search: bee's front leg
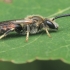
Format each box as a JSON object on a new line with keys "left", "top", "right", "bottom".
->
{"left": 45, "top": 28, "right": 51, "bottom": 37}
{"left": 26, "top": 25, "right": 30, "bottom": 42}
{"left": 42, "top": 24, "right": 51, "bottom": 37}
{"left": 0, "top": 28, "right": 15, "bottom": 39}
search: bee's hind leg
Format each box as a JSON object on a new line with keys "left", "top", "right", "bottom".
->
{"left": 0, "top": 28, "right": 15, "bottom": 39}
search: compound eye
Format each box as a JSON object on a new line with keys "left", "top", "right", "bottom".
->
{"left": 44, "top": 19, "right": 55, "bottom": 29}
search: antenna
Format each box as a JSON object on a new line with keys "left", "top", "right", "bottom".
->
{"left": 52, "top": 14, "right": 70, "bottom": 21}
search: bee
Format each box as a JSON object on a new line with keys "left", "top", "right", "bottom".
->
{"left": 0, "top": 14, "right": 70, "bottom": 41}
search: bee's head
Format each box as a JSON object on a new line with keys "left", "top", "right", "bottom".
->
{"left": 43, "top": 19, "right": 59, "bottom": 31}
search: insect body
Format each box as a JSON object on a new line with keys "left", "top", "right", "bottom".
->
{"left": 0, "top": 14, "right": 70, "bottom": 41}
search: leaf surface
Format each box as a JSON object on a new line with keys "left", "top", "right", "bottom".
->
{"left": 0, "top": 0, "right": 70, "bottom": 64}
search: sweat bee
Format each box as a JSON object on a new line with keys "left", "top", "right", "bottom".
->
{"left": 0, "top": 14, "right": 70, "bottom": 41}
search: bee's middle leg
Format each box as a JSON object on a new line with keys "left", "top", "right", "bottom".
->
{"left": 26, "top": 25, "right": 30, "bottom": 42}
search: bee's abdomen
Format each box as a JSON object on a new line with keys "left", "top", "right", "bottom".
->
{"left": 0, "top": 21, "right": 16, "bottom": 34}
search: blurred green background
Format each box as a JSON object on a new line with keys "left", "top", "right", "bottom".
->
{"left": 0, "top": 60, "right": 70, "bottom": 70}
{"left": 0, "top": 0, "right": 70, "bottom": 70}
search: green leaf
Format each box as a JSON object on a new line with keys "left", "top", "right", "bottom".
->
{"left": 0, "top": 0, "right": 70, "bottom": 64}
